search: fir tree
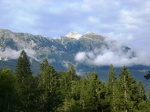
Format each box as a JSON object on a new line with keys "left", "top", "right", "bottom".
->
{"left": 119, "top": 66, "right": 138, "bottom": 112}
{"left": 15, "top": 50, "right": 35, "bottom": 112}
{"left": 79, "top": 72, "right": 106, "bottom": 112}
{"left": 68, "top": 63, "right": 79, "bottom": 81}
{"left": 58, "top": 64, "right": 80, "bottom": 111}
{"left": 106, "top": 65, "right": 120, "bottom": 112}
{"left": 0, "top": 69, "right": 16, "bottom": 112}
{"left": 144, "top": 71, "right": 150, "bottom": 80}
{"left": 15, "top": 50, "right": 32, "bottom": 79}
{"left": 38, "top": 58, "right": 60, "bottom": 112}
{"left": 137, "top": 81, "right": 146, "bottom": 102}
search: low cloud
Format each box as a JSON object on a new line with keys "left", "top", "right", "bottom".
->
{"left": 0, "top": 48, "right": 36, "bottom": 60}
{"left": 75, "top": 37, "right": 150, "bottom": 67}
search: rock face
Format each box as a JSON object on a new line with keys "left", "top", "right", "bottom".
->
{"left": 0, "top": 29, "right": 109, "bottom": 65}
{"left": 0, "top": 29, "right": 148, "bottom": 82}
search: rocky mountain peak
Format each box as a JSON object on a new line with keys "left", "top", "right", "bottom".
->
{"left": 0, "top": 28, "right": 11, "bottom": 32}
{"left": 85, "top": 32, "right": 97, "bottom": 35}
{"left": 65, "top": 31, "right": 82, "bottom": 39}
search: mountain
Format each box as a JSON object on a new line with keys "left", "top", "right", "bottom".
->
{"left": 0, "top": 29, "right": 149, "bottom": 86}
{"left": 0, "top": 29, "right": 107, "bottom": 71}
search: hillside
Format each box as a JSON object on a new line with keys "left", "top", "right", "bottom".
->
{"left": 0, "top": 29, "right": 149, "bottom": 83}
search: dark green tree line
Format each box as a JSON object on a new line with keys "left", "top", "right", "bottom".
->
{"left": 0, "top": 50, "right": 149, "bottom": 112}
{"left": 15, "top": 50, "right": 37, "bottom": 112}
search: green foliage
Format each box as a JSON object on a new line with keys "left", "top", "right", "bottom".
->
{"left": 15, "top": 50, "right": 32, "bottom": 78}
{"left": 144, "top": 71, "right": 150, "bottom": 79}
{"left": 78, "top": 72, "right": 107, "bottom": 112}
{"left": 0, "top": 52, "right": 149, "bottom": 112}
{"left": 119, "top": 66, "right": 139, "bottom": 111}
{"left": 0, "top": 69, "right": 16, "bottom": 112}
{"left": 137, "top": 81, "right": 146, "bottom": 102}
{"left": 15, "top": 50, "right": 37, "bottom": 112}
{"left": 106, "top": 65, "right": 120, "bottom": 112}
{"left": 38, "top": 58, "right": 61, "bottom": 112}
{"left": 58, "top": 64, "right": 80, "bottom": 112}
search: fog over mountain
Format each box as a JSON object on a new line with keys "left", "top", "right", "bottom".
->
{"left": 0, "top": 0, "right": 150, "bottom": 71}
{"left": 0, "top": 28, "right": 149, "bottom": 68}
{"left": 75, "top": 35, "right": 150, "bottom": 67}
{"left": 0, "top": 28, "right": 149, "bottom": 82}
{"left": 0, "top": 48, "right": 36, "bottom": 60}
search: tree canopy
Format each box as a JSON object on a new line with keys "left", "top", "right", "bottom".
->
{"left": 0, "top": 51, "right": 149, "bottom": 112}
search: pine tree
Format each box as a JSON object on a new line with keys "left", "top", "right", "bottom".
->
{"left": 0, "top": 69, "right": 16, "bottom": 112}
{"left": 106, "top": 65, "right": 120, "bottom": 112}
{"left": 136, "top": 81, "right": 147, "bottom": 110}
{"left": 15, "top": 50, "right": 35, "bottom": 112}
{"left": 68, "top": 63, "right": 79, "bottom": 81}
{"left": 119, "top": 66, "right": 138, "bottom": 112}
{"left": 137, "top": 81, "right": 146, "bottom": 102}
{"left": 79, "top": 72, "right": 106, "bottom": 112}
{"left": 38, "top": 58, "right": 60, "bottom": 112}
{"left": 144, "top": 71, "right": 150, "bottom": 80}
{"left": 15, "top": 50, "right": 32, "bottom": 79}
{"left": 58, "top": 64, "right": 80, "bottom": 111}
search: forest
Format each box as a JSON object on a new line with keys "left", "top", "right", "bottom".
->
{"left": 0, "top": 50, "right": 150, "bottom": 112}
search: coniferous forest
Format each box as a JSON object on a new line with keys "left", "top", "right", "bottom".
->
{"left": 0, "top": 50, "right": 150, "bottom": 112}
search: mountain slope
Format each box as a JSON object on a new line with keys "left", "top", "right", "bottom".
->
{"left": 0, "top": 29, "right": 108, "bottom": 71}
{"left": 0, "top": 29, "right": 148, "bottom": 84}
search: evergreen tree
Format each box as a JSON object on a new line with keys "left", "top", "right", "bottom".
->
{"left": 15, "top": 50, "right": 32, "bottom": 79}
{"left": 106, "top": 65, "right": 120, "bottom": 112}
{"left": 1, "top": 49, "right": 149, "bottom": 112}
{"left": 119, "top": 66, "right": 139, "bottom": 112}
{"left": 137, "top": 81, "right": 146, "bottom": 102}
{"left": 0, "top": 69, "right": 16, "bottom": 112}
{"left": 79, "top": 72, "right": 106, "bottom": 112}
{"left": 15, "top": 50, "right": 35, "bottom": 112}
{"left": 38, "top": 58, "right": 60, "bottom": 112}
{"left": 144, "top": 71, "right": 150, "bottom": 80}
{"left": 58, "top": 64, "right": 80, "bottom": 111}
{"left": 137, "top": 81, "right": 146, "bottom": 110}
{"left": 68, "top": 63, "right": 79, "bottom": 81}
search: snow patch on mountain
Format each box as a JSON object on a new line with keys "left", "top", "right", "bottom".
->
{"left": 65, "top": 31, "right": 82, "bottom": 39}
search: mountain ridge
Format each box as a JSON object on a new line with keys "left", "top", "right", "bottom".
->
{"left": 0, "top": 28, "right": 149, "bottom": 85}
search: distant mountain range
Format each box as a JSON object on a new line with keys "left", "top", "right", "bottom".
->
{"left": 0, "top": 28, "right": 149, "bottom": 86}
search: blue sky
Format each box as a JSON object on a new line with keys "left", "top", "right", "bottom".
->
{"left": 0, "top": 0, "right": 150, "bottom": 38}
{"left": 0, "top": 0, "right": 150, "bottom": 66}
{"left": 0, "top": 0, "right": 149, "bottom": 49}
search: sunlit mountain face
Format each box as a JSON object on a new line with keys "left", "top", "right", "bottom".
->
{"left": 0, "top": 29, "right": 149, "bottom": 88}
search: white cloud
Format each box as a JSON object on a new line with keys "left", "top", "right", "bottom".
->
{"left": 0, "top": 48, "right": 36, "bottom": 60}
{"left": 88, "top": 16, "right": 100, "bottom": 24}
{"left": 75, "top": 36, "right": 150, "bottom": 67}
{"left": 75, "top": 52, "right": 86, "bottom": 62}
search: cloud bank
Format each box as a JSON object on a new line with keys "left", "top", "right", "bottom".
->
{"left": 0, "top": 48, "right": 36, "bottom": 60}
{"left": 75, "top": 38, "right": 150, "bottom": 67}
{"left": 0, "top": 0, "right": 150, "bottom": 38}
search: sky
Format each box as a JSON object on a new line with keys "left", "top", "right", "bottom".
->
{"left": 0, "top": 0, "right": 150, "bottom": 67}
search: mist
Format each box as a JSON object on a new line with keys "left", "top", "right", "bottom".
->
{"left": 75, "top": 36, "right": 150, "bottom": 67}
{"left": 0, "top": 48, "right": 36, "bottom": 60}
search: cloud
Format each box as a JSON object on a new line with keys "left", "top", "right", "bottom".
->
{"left": 0, "top": 48, "right": 36, "bottom": 60}
{"left": 88, "top": 16, "right": 100, "bottom": 24}
{"left": 75, "top": 37, "right": 150, "bottom": 67}
{"left": 75, "top": 52, "right": 87, "bottom": 62}
{"left": 0, "top": 0, "right": 150, "bottom": 39}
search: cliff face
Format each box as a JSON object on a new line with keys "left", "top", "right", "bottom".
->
{"left": 0, "top": 29, "right": 147, "bottom": 83}
{"left": 0, "top": 29, "right": 109, "bottom": 68}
